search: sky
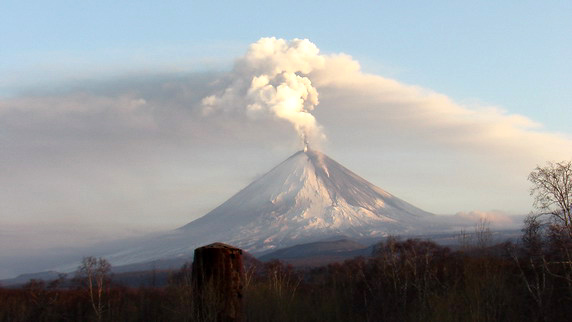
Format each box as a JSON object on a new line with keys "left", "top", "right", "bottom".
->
{"left": 1, "top": 1, "right": 571, "bottom": 277}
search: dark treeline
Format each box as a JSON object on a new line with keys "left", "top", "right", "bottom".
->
{"left": 1, "top": 223, "right": 571, "bottom": 321}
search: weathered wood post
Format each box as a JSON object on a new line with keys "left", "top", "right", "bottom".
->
{"left": 192, "top": 242, "right": 244, "bottom": 322}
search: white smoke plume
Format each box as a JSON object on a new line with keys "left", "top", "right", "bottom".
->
{"left": 201, "top": 37, "right": 326, "bottom": 146}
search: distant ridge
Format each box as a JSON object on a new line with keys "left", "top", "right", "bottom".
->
{"left": 259, "top": 238, "right": 370, "bottom": 262}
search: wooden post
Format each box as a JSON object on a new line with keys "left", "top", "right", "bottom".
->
{"left": 192, "top": 242, "right": 244, "bottom": 322}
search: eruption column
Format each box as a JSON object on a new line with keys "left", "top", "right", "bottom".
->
{"left": 201, "top": 37, "right": 326, "bottom": 148}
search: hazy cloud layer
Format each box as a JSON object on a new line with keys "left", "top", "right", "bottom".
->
{"left": 452, "top": 210, "right": 521, "bottom": 227}
{"left": 2, "top": 38, "right": 571, "bottom": 277}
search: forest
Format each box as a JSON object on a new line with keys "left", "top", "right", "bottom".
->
{"left": 1, "top": 219, "right": 571, "bottom": 322}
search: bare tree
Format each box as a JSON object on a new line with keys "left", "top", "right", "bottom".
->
{"left": 457, "top": 228, "right": 472, "bottom": 251}
{"left": 510, "top": 216, "right": 552, "bottom": 315}
{"left": 528, "top": 160, "right": 572, "bottom": 235}
{"left": 77, "top": 256, "right": 111, "bottom": 321}
{"left": 522, "top": 214, "right": 544, "bottom": 257}
{"left": 474, "top": 217, "right": 492, "bottom": 249}
{"left": 527, "top": 161, "right": 572, "bottom": 302}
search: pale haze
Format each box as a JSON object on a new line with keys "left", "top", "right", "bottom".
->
{"left": 1, "top": 2, "right": 571, "bottom": 278}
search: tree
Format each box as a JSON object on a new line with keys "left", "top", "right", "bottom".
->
{"left": 77, "top": 256, "right": 111, "bottom": 321}
{"left": 474, "top": 217, "right": 492, "bottom": 249}
{"left": 528, "top": 160, "right": 572, "bottom": 235}
{"left": 521, "top": 214, "right": 544, "bottom": 257}
{"left": 527, "top": 161, "right": 572, "bottom": 305}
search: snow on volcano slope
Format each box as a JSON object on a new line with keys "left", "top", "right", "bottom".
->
{"left": 105, "top": 149, "right": 436, "bottom": 265}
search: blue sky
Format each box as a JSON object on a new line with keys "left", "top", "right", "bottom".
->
{"left": 2, "top": 1, "right": 570, "bottom": 132}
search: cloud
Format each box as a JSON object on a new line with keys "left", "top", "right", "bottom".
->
{"left": 453, "top": 210, "right": 520, "bottom": 227}
{"left": 311, "top": 53, "right": 572, "bottom": 163}
{"left": 426, "top": 210, "right": 525, "bottom": 231}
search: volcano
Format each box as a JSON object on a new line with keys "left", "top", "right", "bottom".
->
{"left": 179, "top": 148, "right": 433, "bottom": 248}
{"left": 105, "top": 149, "right": 437, "bottom": 265}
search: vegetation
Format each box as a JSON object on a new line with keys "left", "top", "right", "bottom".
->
{"left": 77, "top": 257, "right": 112, "bottom": 321}
{"left": 1, "top": 229, "right": 571, "bottom": 321}
{"left": 528, "top": 160, "right": 572, "bottom": 236}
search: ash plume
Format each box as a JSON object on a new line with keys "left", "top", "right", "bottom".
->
{"left": 201, "top": 37, "right": 326, "bottom": 147}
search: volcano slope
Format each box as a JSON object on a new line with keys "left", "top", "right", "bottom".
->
{"left": 105, "top": 148, "right": 441, "bottom": 267}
